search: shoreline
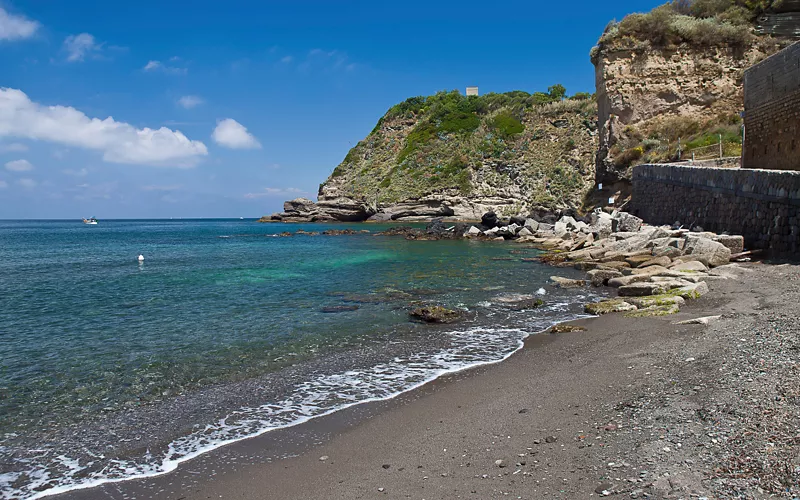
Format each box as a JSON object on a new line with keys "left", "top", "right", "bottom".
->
{"left": 55, "top": 261, "right": 800, "bottom": 499}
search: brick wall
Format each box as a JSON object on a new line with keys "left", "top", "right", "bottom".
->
{"left": 631, "top": 164, "right": 800, "bottom": 257}
{"left": 743, "top": 42, "right": 800, "bottom": 171}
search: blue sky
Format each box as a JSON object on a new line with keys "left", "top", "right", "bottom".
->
{"left": 0, "top": 0, "right": 663, "bottom": 219}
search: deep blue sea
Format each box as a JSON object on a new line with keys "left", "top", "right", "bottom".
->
{"left": 0, "top": 219, "right": 602, "bottom": 499}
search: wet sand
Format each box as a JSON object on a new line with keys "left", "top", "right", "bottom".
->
{"left": 59, "top": 262, "right": 800, "bottom": 499}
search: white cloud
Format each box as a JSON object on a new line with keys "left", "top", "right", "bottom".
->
{"left": 212, "top": 118, "right": 261, "bottom": 150}
{"left": 0, "top": 180, "right": 7, "bottom": 188}
{"left": 0, "top": 7, "right": 39, "bottom": 41}
{"left": 280, "top": 55, "right": 293, "bottom": 63}
{"left": 177, "top": 95, "right": 203, "bottom": 109}
{"left": 143, "top": 60, "right": 187, "bottom": 75}
{"left": 244, "top": 187, "right": 303, "bottom": 198}
{"left": 5, "top": 159, "right": 33, "bottom": 171}
{"left": 0, "top": 87, "right": 208, "bottom": 167}
{"left": 18, "top": 177, "right": 36, "bottom": 188}
{"left": 0, "top": 142, "right": 27, "bottom": 152}
{"left": 63, "top": 168, "right": 88, "bottom": 176}
{"left": 63, "top": 33, "right": 102, "bottom": 62}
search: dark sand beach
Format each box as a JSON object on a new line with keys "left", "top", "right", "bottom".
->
{"left": 60, "top": 262, "right": 800, "bottom": 499}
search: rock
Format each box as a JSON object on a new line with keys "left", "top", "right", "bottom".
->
{"left": 517, "top": 227, "right": 533, "bottom": 237}
{"left": 625, "top": 303, "right": 681, "bottom": 317}
{"left": 509, "top": 215, "right": 527, "bottom": 227}
{"left": 495, "top": 459, "right": 507, "bottom": 468}
{"left": 550, "top": 276, "right": 586, "bottom": 288}
{"left": 626, "top": 254, "right": 656, "bottom": 268}
{"left": 546, "top": 324, "right": 587, "bottom": 333}
{"left": 626, "top": 295, "right": 685, "bottom": 308}
{"left": 465, "top": 226, "right": 482, "bottom": 236}
{"left": 630, "top": 265, "right": 670, "bottom": 276}
{"left": 670, "top": 260, "right": 709, "bottom": 273}
{"left": 638, "top": 256, "right": 672, "bottom": 268}
{"left": 684, "top": 237, "right": 732, "bottom": 267}
{"left": 587, "top": 269, "right": 623, "bottom": 287}
{"left": 524, "top": 219, "right": 539, "bottom": 233}
{"left": 595, "top": 483, "right": 614, "bottom": 494}
{"left": 536, "top": 222, "right": 555, "bottom": 234}
{"left": 319, "top": 455, "right": 329, "bottom": 461}
{"left": 613, "top": 212, "right": 643, "bottom": 232}
{"left": 585, "top": 299, "right": 637, "bottom": 315}
{"left": 481, "top": 211, "right": 499, "bottom": 229}
{"left": 672, "top": 281, "right": 710, "bottom": 299}
{"left": 618, "top": 282, "right": 671, "bottom": 296}
{"left": 596, "top": 261, "right": 631, "bottom": 270}
{"left": 713, "top": 234, "right": 745, "bottom": 254}
{"left": 545, "top": 435, "right": 558, "bottom": 443}
{"left": 675, "top": 315, "right": 721, "bottom": 325}
{"left": 607, "top": 274, "right": 655, "bottom": 288}
{"left": 409, "top": 306, "right": 463, "bottom": 324}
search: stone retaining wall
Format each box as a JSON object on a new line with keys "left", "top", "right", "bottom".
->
{"left": 743, "top": 42, "right": 800, "bottom": 171}
{"left": 631, "top": 164, "right": 800, "bottom": 256}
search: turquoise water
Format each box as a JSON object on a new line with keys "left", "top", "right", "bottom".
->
{"left": 0, "top": 219, "right": 602, "bottom": 498}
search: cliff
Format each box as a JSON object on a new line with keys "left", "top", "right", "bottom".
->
{"left": 266, "top": 90, "right": 598, "bottom": 222}
{"left": 591, "top": 0, "right": 796, "bottom": 196}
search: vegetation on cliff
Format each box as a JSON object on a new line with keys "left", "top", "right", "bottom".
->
{"left": 323, "top": 88, "right": 598, "bottom": 212}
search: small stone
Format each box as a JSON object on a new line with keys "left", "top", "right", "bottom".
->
{"left": 319, "top": 455, "right": 329, "bottom": 461}
{"left": 545, "top": 435, "right": 557, "bottom": 443}
{"left": 382, "top": 464, "right": 391, "bottom": 469}
{"left": 378, "top": 487, "right": 385, "bottom": 492}
{"left": 595, "top": 483, "right": 613, "bottom": 494}
{"left": 495, "top": 459, "right": 507, "bottom": 468}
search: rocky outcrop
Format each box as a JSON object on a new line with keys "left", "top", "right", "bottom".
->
{"left": 260, "top": 197, "right": 374, "bottom": 222}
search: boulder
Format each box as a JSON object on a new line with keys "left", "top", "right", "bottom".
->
{"left": 524, "top": 219, "right": 539, "bottom": 233}
{"left": 597, "top": 261, "right": 631, "bottom": 270}
{"left": 409, "top": 306, "right": 463, "bottom": 324}
{"left": 536, "top": 222, "right": 555, "bottom": 235}
{"left": 626, "top": 255, "right": 656, "bottom": 268}
{"left": 630, "top": 265, "right": 670, "bottom": 276}
{"left": 481, "top": 211, "right": 499, "bottom": 229}
{"left": 587, "top": 269, "right": 623, "bottom": 287}
{"left": 713, "top": 235, "right": 744, "bottom": 254}
{"left": 510, "top": 215, "right": 527, "bottom": 227}
{"left": 550, "top": 276, "right": 587, "bottom": 288}
{"left": 624, "top": 303, "right": 681, "bottom": 317}
{"left": 626, "top": 295, "right": 686, "bottom": 308}
{"left": 670, "top": 260, "right": 709, "bottom": 273}
{"left": 465, "top": 226, "right": 482, "bottom": 236}
{"left": 607, "top": 274, "right": 656, "bottom": 288}
{"left": 684, "top": 237, "right": 731, "bottom": 267}
{"left": 517, "top": 227, "right": 534, "bottom": 237}
{"left": 652, "top": 246, "right": 682, "bottom": 259}
{"left": 618, "top": 282, "right": 671, "bottom": 297}
{"left": 584, "top": 299, "right": 637, "bottom": 315}
{"left": 672, "top": 281, "right": 710, "bottom": 299}
{"left": 638, "top": 256, "right": 673, "bottom": 268}
{"left": 612, "top": 212, "right": 644, "bottom": 233}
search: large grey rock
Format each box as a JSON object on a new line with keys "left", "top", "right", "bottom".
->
{"left": 713, "top": 234, "right": 744, "bottom": 254}
{"left": 465, "top": 226, "right": 482, "bottom": 236}
{"left": 607, "top": 274, "right": 655, "bottom": 288}
{"left": 618, "top": 282, "right": 671, "bottom": 297}
{"left": 517, "top": 227, "right": 533, "bottom": 237}
{"left": 524, "top": 219, "right": 539, "bottom": 233}
{"left": 684, "top": 237, "right": 731, "bottom": 267}
{"left": 612, "top": 212, "right": 644, "bottom": 233}
{"left": 670, "top": 260, "right": 708, "bottom": 273}
{"left": 587, "top": 269, "right": 623, "bottom": 287}
{"left": 550, "top": 276, "right": 587, "bottom": 288}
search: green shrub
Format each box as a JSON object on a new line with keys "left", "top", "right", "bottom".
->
{"left": 398, "top": 122, "right": 437, "bottom": 163}
{"left": 614, "top": 146, "right": 644, "bottom": 167}
{"left": 489, "top": 111, "right": 525, "bottom": 137}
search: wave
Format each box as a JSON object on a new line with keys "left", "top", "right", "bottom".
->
{"left": 2, "top": 306, "right": 590, "bottom": 500}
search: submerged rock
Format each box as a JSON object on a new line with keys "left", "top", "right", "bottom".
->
{"left": 321, "top": 305, "right": 360, "bottom": 313}
{"left": 409, "top": 306, "right": 463, "bottom": 324}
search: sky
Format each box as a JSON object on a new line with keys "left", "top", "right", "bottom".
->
{"left": 0, "top": 0, "right": 664, "bottom": 219}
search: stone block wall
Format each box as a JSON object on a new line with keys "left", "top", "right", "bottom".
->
{"left": 743, "top": 42, "right": 800, "bottom": 171}
{"left": 631, "top": 164, "right": 800, "bottom": 257}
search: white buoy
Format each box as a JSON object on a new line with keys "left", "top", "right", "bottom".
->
{"left": 536, "top": 288, "right": 546, "bottom": 296}
{"left": 138, "top": 254, "right": 145, "bottom": 262}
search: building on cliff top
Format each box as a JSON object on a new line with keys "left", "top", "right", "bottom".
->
{"left": 466, "top": 86, "right": 479, "bottom": 96}
{"left": 742, "top": 41, "right": 800, "bottom": 171}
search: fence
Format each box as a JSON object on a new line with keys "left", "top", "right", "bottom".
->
{"left": 681, "top": 134, "right": 743, "bottom": 162}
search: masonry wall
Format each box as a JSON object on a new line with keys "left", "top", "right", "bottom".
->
{"left": 631, "top": 164, "right": 800, "bottom": 257}
{"left": 743, "top": 42, "right": 800, "bottom": 171}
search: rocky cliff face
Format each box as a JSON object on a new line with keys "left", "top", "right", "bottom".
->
{"left": 266, "top": 91, "right": 598, "bottom": 222}
{"left": 591, "top": 1, "right": 795, "bottom": 195}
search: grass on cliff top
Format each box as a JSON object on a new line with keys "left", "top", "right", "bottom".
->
{"left": 590, "top": 0, "right": 779, "bottom": 61}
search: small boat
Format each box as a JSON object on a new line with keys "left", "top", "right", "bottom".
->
{"left": 83, "top": 217, "right": 98, "bottom": 225}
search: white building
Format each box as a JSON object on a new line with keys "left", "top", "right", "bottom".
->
{"left": 466, "top": 86, "right": 479, "bottom": 96}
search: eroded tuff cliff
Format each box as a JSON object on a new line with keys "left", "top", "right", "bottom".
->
{"left": 269, "top": 90, "right": 598, "bottom": 221}
{"left": 591, "top": 0, "right": 796, "bottom": 195}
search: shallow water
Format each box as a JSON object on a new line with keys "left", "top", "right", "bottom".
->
{"left": 0, "top": 219, "right": 603, "bottom": 499}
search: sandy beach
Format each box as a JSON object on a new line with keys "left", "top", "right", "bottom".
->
{"left": 56, "top": 260, "right": 799, "bottom": 499}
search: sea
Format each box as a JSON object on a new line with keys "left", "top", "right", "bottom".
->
{"left": 0, "top": 219, "right": 604, "bottom": 499}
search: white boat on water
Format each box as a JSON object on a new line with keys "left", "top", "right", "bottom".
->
{"left": 82, "top": 217, "right": 98, "bottom": 225}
